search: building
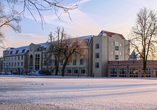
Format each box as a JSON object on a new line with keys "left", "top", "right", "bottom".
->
{"left": 3, "top": 30, "right": 130, "bottom": 77}
{"left": 108, "top": 60, "right": 157, "bottom": 78}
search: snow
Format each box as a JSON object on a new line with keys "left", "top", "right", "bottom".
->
{"left": 1, "top": 76, "right": 157, "bottom": 110}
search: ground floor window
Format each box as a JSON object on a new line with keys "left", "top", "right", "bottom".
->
{"left": 81, "top": 70, "right": 86, "bottom": 74}
{"left": 110, "top": 68, "right": 117, "bottom": 77}
{"left": 119, "top": 68, "right": 126, "bottom": 77}
{"left": 142, "top": 69, "right": 151, "bottom": 77}
{"left": 130, "top": 68, "right": 138, "bottom": 77}
{"left": 74, "top": 70, "right": 78, "bottom": 74}
{"left": 67, "top": 70, "right": 72, "bottom": 74}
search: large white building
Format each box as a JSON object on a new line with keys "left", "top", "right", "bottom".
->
{"left": 3, "top": 30, "right": 130, "bottom": 77}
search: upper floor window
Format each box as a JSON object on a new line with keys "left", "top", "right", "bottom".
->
{"left": 95, "top": 43, "right": 99, "bottom": 49}
{"left": 119, "top": 52, "right": 122, "bottom": 56}
{"left": 60, "top": 60, "right": 63, "bottom": 65}
{"left": 15, "top": 62, "right": 16, "bottom": 66}
{"left": 73, "top": 59, "right": 76, "bottom": 65}
{"left": 115, "top": 46, "right": 119, "bottom": 51}
{"left": 111, "top": 42, "right": 114, "bottom": 46}
{"left": 3, "top": 63, "right": 5, "bottom": 67}
{"left": 115, "top": 55, "right": 119, "bottom": 60}
{"left": 111, "top": 51, "right": 114, "bottom": 55}
{"left": 80, "top": 59, "right": 84, "bottom": 65}
{"left": 95, "top": 53, "right": 99, "bottom": 58}
{"left": 10, "top": 51, "right": 13, "bottom": 54}
{"left": 120, "top": 43, "right": 122, "bottom": 47}
{"left": 16, "top": 50, "right": 19, "bottom": 54}
{"left": 22, "top": 49, "right": 25, "bottom": 53}
{"left": 4, "top": 57, "right": 5, "bottom": 61}
{"left": 21, "top": 56, "right": 23, "bottom": 60}
{"left": 95, "top": 63, "right": 99, "bottom": 68}
{"left": 67, "top": 60, "right": 69, "bottom": 65}
{"left": 18, "top": 56, "right": 20, "bottom": 60}
{"left": 14, "top": 56, "right": 16, "bottom": 60}
{"left": 21, "top": 62, "right": 23, "bottom": 66}
{"left": 18, "top": 62, "right": 19, "bottom": 66}
{"left": 115, "top": 41, "right": 119, "bottom": 46}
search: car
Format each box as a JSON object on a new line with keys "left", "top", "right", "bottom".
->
{"left": 27, "top": 70, "right": 39, "bottom": 76}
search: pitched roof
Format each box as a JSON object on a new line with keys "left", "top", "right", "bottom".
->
{"left": 128, "top": 50, "right": 140, "bottom": 60}
{"left": 98, "top": 30, "right": 125, "bottom": 40}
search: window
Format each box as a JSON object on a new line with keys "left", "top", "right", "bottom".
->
{"left": 130, "top": 68, "right": 138, "bottom": 77}
{"left": 110, "top": 68, "right": 117, "bottom": 77}
{"left": 21, "top": 62, "right": 23, "bottom": 66}
{"left": 115, "top": 55, "right": 119, "bottom": 60}
{"left": 15, "top": 62, "right": 16, "bottom": 66}
{"left": 81, "top": 70, "right": 86, "bottom": 74}
{"left": 35, "top": 54, "right": 40, "bottom": 70}
{"left": 95, "top": 43, "right": 99, "bottom": 49}
{"left": 60, "top": 60, "right": 63, "bottom": 65}
{"left": 9, "top": 63, "right": 10, "bottom": 67}
{"left": 18, "top": 56, "right": 20, "bottom": 60}
{"left": 115, "top": 46, "right": 119, "bottom": 51}
{"left": 74, "top": 70, "right": 78, "bottom": 74}
{"left": 16, "top": 50, "right": 19, "bottom": 54}
{"left": 67, "top": 60, "right": 69, "bottom": 65}
{"left": 3, "top": 63, "right": 5, "bottom": 67}
{"left": 67, "top": 70, "right": 71, "bottom": 74}
{"left": 111, "top": 51, "right": 114, "bottom": 55}
{"left": 4, "top": 57, "right": 5, "bottom": 61}
{"left": 95, "top": 53, "right": 99, "bottom": 58}
{"left": 119, "top": 69, "right": 126, "bottom": 77}
{"left": 115, "top": 41, "right": 119, "bottom": 46}
{"left": 119, "top": 52, "right": 122, "bottom": 56}
{"left": 21, "top": 56, "right": 23, "bottom": 60}
{"left": 95, "top": 63, "right": 99, "bottom": 68}
{"left": 10, "top": 51, "right": 13, "bottom": 54}
{"left": 12, "top": 63, "right": 13, "bottom": 66}
{"left": 22, "top": 49, "right": 25, "bottom": 53}
{"left": 142, "top": 69, "right": 151, "bottom": 77}
{"left": 73, "top": 59, "right": 76, "bottom": 65}
{"left": 14, "top": 56, "right": 16, "bottom": 60}
{"left": 80, "top": 59, "right": 84, "bottom": 65}
{"left": 18, "top": 62, "right": 19, "bottom": 66}
{"left": 111, "top": 42, "right": 114, "bottom": 45}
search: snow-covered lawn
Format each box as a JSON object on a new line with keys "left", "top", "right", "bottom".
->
{"left": 0, "top": 75, "right": 157, "bottom": 110}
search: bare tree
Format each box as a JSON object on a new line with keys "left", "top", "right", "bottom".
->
{"left": 130, "top": 8, "right": 157, "bottom": 77}
{"left": 46, "top": 27, "right": 88, "bottom": 76}
{"left": 0, "top": 2, "right": 21, "bottom": 48}
{"left": 60, "top": 36, "right": 88, "bottom": 77}
{"left": 2, "top": 0, "right": 78, "bottom": 26}
{"left": 46, "top": 27, "right": 66, "bottom": 75}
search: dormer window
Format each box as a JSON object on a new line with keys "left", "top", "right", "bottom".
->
{"left": 10, "top": 51, "right": 13, "bottom": 54}
{"left": 22, "top": 49, "right": 25, "bottom": 53}
{"left": 16, "top": 50, "right": 19, "bottom": 54}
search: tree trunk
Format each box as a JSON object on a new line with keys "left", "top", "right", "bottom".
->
{"left": 143, "top": 59, "right": 147, "bottom": 78}
{"left": 62, "top": 58, "right": 68, "bottom": 77}
{"left": 55, "top": 55, "right": 58, "bottom": 75}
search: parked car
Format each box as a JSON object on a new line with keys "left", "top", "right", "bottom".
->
{"left": 27, "top": 70, "right": 39, "bottom": 76}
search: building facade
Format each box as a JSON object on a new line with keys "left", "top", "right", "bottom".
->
{"left": 108, "top": 60, "right": 157, "bottom": 78}
{"left": 3, "top": 30, "right": 130, "bottom": 77}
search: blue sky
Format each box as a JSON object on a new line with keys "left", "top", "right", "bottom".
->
{"left": 1, "top": 0, "right": 157, "bottom": 56}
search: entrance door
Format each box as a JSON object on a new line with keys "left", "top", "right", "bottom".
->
{"left": 154, "top": 70, "right": 157, "bottom": 78}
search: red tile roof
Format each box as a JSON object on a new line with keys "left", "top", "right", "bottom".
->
{"left": 98, "top": 30, "right": 125, "bottom": 40}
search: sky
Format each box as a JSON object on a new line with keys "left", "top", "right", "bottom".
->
{"left": 1, "top": 0, "right": 157, "bottom": 56}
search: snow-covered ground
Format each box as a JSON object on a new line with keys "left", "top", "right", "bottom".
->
{"left": 1, "top": 75, "right": 157, "bottom": 110}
